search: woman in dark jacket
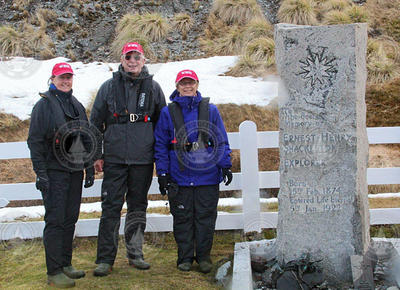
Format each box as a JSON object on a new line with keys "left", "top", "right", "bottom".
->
{"left": 154, "top": 69, "right": 232, "bottom": 273}
{"left": 27, "top": 62, "right": 95, "bottom": 288}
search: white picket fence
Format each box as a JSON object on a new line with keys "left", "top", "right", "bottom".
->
{"left": 1, "top": 122, "right": 400, "bottom": 240}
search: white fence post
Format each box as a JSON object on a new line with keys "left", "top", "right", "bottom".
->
{"left": 239, "top": 121, "right": 261, "bottom": 233}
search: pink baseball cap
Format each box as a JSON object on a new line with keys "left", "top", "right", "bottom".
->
{"left": 122, "top": 42, "right": 144, "bottom": 55}
{"left": 175, "top": 69, "right": 199, "bottom": 84}
{"left": 52, "top": 62, "right": 74, "bottom": 76}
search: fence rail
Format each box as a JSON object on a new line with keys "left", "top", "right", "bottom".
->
{"left": 1, "top": 123, "right": 400, "bottom": 240}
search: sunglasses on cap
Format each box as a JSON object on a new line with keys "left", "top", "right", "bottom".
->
{"left": 124, "top": 54, "right": 142, "bottom": 61}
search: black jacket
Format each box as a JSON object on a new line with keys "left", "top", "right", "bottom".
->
{"left": 90, "top": 65, "right": 166, "bottom": 164}
{"left": 27, "top": 89, "right": 89, "bottom": 173}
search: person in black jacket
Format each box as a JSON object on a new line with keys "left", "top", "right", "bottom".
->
{"left": 90, "top": 42, "right": 166, "bottom": 276}
{"left": 28, "top": 62, "right": 95, "bottom": 288}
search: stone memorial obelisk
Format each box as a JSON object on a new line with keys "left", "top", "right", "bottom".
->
{"left": 274, "top": 23, "right": 370, "bottom": 284}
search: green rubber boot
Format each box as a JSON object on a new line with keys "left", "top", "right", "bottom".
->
{"left": 93, "top": 263, "right": 112, "bottom": 277}
{"left": 47, "top": 272, "right": 75, "bottom": 288}
{"left": 63, "top": 266, "right": 85, "bottom": 279}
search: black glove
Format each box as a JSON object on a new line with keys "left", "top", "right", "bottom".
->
{"left": 35, "top": 170, "right": 49, "bottom": 192}
{"left": 222, "top": 168, "right": 233, "bottom": 186}
{"left": 84, "top": 166, "right": 95, "bottom": 188}
{"left": 158, "top": 173, "right": 169, "bottom": 196}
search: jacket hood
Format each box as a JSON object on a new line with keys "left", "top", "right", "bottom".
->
{"left": 169, "top": 90, "right": 202, "bottom": 109}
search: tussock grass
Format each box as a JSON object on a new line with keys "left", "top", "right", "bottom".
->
{"left": 322, "top": 9, "right": 351, "bottom": 24}
{"left": 23, "top": 22, "right": 55, "bottom": 59}
{"left": 0, "top": 25, "right": 24, "bottom": 57}
{"left": 111, "top": 13, "right": 170, "bottom": 60}
{"left": 320, "top": 0, "right": 351, "bottom": 12}
{"left": 367, "top": 40, "right": 398, "bottom": 85}
{"left": 371, "top": 36, "right": 400, "bottom": 63}
{"left": 277, "top": 0, "right": 318, "bottom": 25}
{"left": 115, "top": 13, "right": 170, "bottom": 41}
{"left": 201, "top": 25, "right": 245, "bottom": 56}
{"left": 227, "top": 37, "right": 275, "bottom": 77}
{"left": 345, "top": 4, "right": 368, "bottom": 23}
{"left": 0, "top": 21, "right": 54, "bottom": 59}
{"left": 136, "top": 13, "right": 171, "bottom": 42}
{"left": 243, "top": 17, "right": 274, "bottom": 42}
{"left": 201, "top": 0, "right": 264, "bottom": 56}
{"left": 211, "top": 0, "right": 263, "bottom": 26}
{"left": 173, "top": 13, "right": 193, "bottom": 39}
{"left": 203, "top": 13, "right": 227, "bottom": 40}
{"left": 12, "top": 0, "right": 32, "bottom": 11}
{"left": 35, "top": 8, "right": 58, "bottom": 27}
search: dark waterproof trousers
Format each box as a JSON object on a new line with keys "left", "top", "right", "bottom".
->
{"left": 168, "top": 184, "right": 219, "bottom": 265}
{"left": 42, "top": 169, "right": 83, "bottom": 275}
{"left": 96, "top": 163, "right": 153, "bottom": 265}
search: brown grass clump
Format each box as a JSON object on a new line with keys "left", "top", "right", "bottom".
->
{"left": 369, "top": 36, "right": 400, "bottom": 64}
{"left": 115, "top": 13, "right": 170, "bottom": 42}
{"left": 12, "top": 0, "right": 32, "bottom": 11}
{"left": 0, "top": 25, "right": 24, "bottom": 57}
{"left": 200, "top": 0, "right": 264, "bottom": 56}
{"left": 111, "top": 13, "right": 170, "bottom": 60}
{"left": 23, "top": 22, "right": 55, "bottom": 59}
{"left": 322, "top": 9, "right": 351, "bottom": 25}
{"left": 136, "top": 13, "right": 171, "bottom": 42}
{"left": 243, "top": 18, "right": 274, "bottom": 42}
{"left": 211, "top": 0, "right": 263, "bottom": 26}
{"left": 35, "top": 8, "right": 58, "bottom": 28}
{"left": 277, "top": 0, "right": 318, "bottom": 25}
{"left": 0, "top": 21, "right": 54, "bottom": 59}
{"left": 366, "top": 0, "right": 400, "bottom": 42}
{"left": 367, "top": 39, "right": 399, "bottom": 85}
{"left": 320, "top": 0, "right": 351, "bottom": 12}
{"left": 201, "top": 25, "right": 245, "bottom": 56}
{"left": 345, "top": 4, "right": 368, "bottom": 23}
{"left": 366, "top": 77, "right": 400, "bottom": 127}
{"left": 227, "top": 37, "right": 276, "bottom": 77}
{"left": 173, "top": 13, "right": 193, "bottom": 39}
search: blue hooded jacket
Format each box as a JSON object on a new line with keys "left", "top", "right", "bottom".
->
{"left": 154, "top": 90, "right": 232, "bottom": 186}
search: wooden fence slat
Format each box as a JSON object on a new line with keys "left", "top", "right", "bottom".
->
{"left": 2, "top": 208, "right": 400, "bottom": 240}
{"left": 2, "top": 127, "right": 399, "bottom": 160}
{"left": 367, "top": 127, "right": 400, "bottom": 144}
{"left": 1, "top": 168, "right": 399, "bottom": 201}
{"left": 240, "top": 121, "right": 261, "bottom": 232}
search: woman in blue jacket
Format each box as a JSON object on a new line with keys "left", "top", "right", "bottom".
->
{"left": 154, "top": 69, "right": 232, "bottom": 273}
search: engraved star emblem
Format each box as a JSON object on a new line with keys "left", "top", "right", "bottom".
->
{"left": 299, "top": 47, "right": 337, "bottom": 86}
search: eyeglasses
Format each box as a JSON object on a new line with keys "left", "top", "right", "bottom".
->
{"left": 178, "top": 79, "right": 197, "bottom": 86}
{"left": 125, "top": 54, "right": 142, "bottom": 61}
